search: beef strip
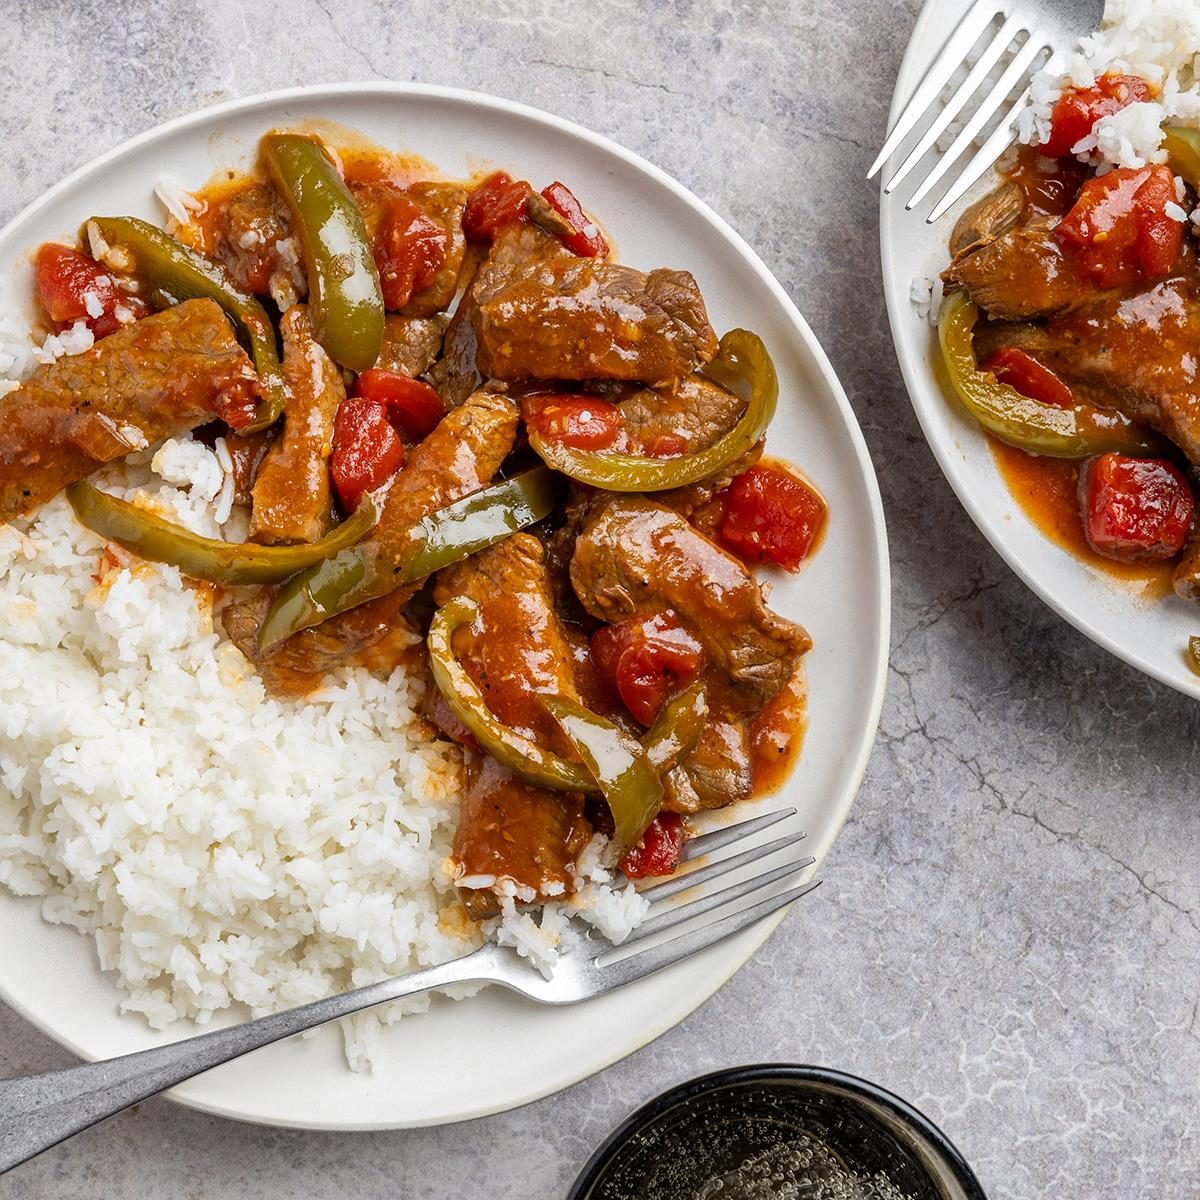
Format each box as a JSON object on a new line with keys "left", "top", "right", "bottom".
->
{"left": 248, "top": 305, "right": 344, "bottom": 544}
{"left": 470, "top": 225, "right": 717, "bottom": 385}
{"left": 377, "top": 313, "right": 448, "bottom": 378}
{"left": 0, "top": 299, "right": 259, "bottom": 523}
{"left": 943, "top": 214, "right": 1190, "bottom": 322}
{"left": 205, "top": 182, "right": 297, "bottom": 302}
{"left": 430, "top": 224, "right": 571, "bottom": 408}
{"left": 435, "top": 534, "right": 593, "bottom": 916}
{"left": 224, "top": 389, "right": 520, "bottom": 695}
{"left": 662, "top": 717, "right": 753, "bottom": 814}
{"left": 616, "top": 374, "right": 744, "bottom": 455}
{"left": 971, "top": 266, "right": 1200, "bottom": 466}
{"left": 569, "top": 495, "right": 811, "bottom": 715}
{"left": 452, "top": 754, "right": 592, "bottom": 920}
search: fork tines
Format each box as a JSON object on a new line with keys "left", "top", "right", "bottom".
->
{"left": 870, "top": 0, "right": 1058, "bottom": 222}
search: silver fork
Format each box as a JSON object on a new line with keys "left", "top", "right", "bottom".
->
{"left": 0, "top": 807, "right": 816, "bottom": 1175}
{"left": 870, "top": 0, "right": 1104, "bottom": 221}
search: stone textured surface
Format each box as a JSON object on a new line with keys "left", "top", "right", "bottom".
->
{"left": 1, "top": 1, "right": 1198, "bottom": 1197}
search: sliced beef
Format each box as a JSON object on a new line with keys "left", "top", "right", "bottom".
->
{"left": 452, "top": 754, "right": 592, "bottom": 920}
{"left": 434, "top": 534, "right": 582, "bottom": 747}
{"left": 947, "top": 181, "right": 1024, "bottom": 261}
{"left": 662, "top": 717, "right": 753, "bottom": 814}
{"left": 471, "top": 225, "right": 717, "bottom": 385}
{"left": 616, "top": 375, "right": 743, "bottom": 456}
{"left": 972, "top": 269, "right": 1200, "bottom": 465}
{"left": 569, "top": 495, "right": 811, "bottom": 715}
{"left": 248, "top": 305, "right": 344, "bottom": 544}
{"left": 430, "top": 224, "right": 570, "bottom": 408}
{"left": 435, "top": 533, "right": 592, "bottom": 916}
{"left": 204, "top": 182, "right": 298, "bottom": 302}
{"left": 1174, "top": 523, "right": 1200, "bottom": 602}
{"left": 225, "top": 389, "right": 520, "bottom": 694}
{"left": 377, "top": 313, "right": 448, "bottom": 378}
{"left": 0, "top": 299, "right": 259, "bottom": 523}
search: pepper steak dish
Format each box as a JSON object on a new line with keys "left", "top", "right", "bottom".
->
{"left": 935, "top": 37, "right": 1200, "bottom": 664}
{"left": 0, "top": 126, "right": 827, "bottom": 944}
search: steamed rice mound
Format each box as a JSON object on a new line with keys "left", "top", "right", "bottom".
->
{"left": 0, "top": 439, "right": 645, "bottom": 1070}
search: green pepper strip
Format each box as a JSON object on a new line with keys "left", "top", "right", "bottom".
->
{"left": 1165, "top": 125, "right": 1200, "bottom": 189}
{"left": 262, "top": 133, "right": 384, "bottom": 374}
{"left": 425, "top": 596, "right": 708, "bottom": 800}
{"left": 1188, "top": 635, "right": 1200, "bottom": 678}
{"left": 84, "top": 216, "right": 287, "bottom": 433}
{"left": 65, "top": 481, "right": 377, "bottom": 586}
{"left": 526, "top": 328, "right": 778, "bottom": 492}
{"left": 937, "top": 290, "right": 1163, "bottom": 458}
{"left": 541, "top": 694, "right": 665, "bottom": 858}
{"left": 257, "top": 468, "right": 557, "bottom": 651}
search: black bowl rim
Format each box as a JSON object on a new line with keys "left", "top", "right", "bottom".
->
{"left": 566, "top": 1063, "right": 989, "bottom": 1200}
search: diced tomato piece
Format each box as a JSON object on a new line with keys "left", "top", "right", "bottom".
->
{"left": 211, "top": 382, "right": 262, "bottom": 433}
{"left": 590, "top": 610, "right": 705, "bottom": 726}
{"left": 718, "top": 464, "right": 827, "bottom": 572}
{"left": 34, "top": 243, "right": 143, "bottom": 338}
{"left": 619, "top": 812, "right": 686, "bottom": 879}
{"left": 330, "top": 395, "right": 406, "bottom": 511}
{"left": 354, "top": 368, "right": 446, "bottom": 442}
{"left": 373, "top": 196, "right": 449, "bottom": 310}
{"left": 522, "top": 394, "right": 624, "bottom": 451}
{"left": 1056, "top": 165, "right": 1184, "bottom": 288}
{"left": 540, "top": 181, "right": 608, "bottom": 258}
{"left": 462, "top": 171, "right": 534, "bottom": 241}
{"left": 981, "top": 346, "right": 1075, "bottom": 409}
{"left": 1079, "top": 453, "right": 1194, "bottom": 563}
{"left": 1042, "top": 73, "right": 1152, "bottom": 159}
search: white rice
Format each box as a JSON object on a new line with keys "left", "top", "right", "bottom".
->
{"left": 0, "top": 378, "right": 646, "bottom": 1069}
{"left": 1016, "top": 0, "right": 1200, "bottom": 169}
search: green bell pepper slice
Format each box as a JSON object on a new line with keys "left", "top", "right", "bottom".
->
{"left": 262, "top": 132, "right": 384, "bottom": 373}
{"left": 526, "top": 329, "right": 777, "bottom": 491}
{"left": 937, "top": 290, "right": 1162, "bottom": 458}
{"left": 541, "top": 693, "right": 665, "bottom": 858}
{"left": 257, "top": 468, "right": 557, "bottom": 650}
{"left": 66, "top": 481, "right": 377, "bottom": 586}
{"left": 426, "top": 596, "right": 708, "bottom": 805}
{"left": 84, "top": 215, "right": 288, "bottom": 432}
{"left": 1164, "top": 125, "right": 1200, "bottom": 189}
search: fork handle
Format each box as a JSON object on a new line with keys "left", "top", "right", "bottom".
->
{"left": 0, "top": 943, "right": 504, "bottom": 1175}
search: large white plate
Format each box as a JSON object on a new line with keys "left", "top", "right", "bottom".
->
{"left": 0, "top": 84, "right": 889, "bottom": 1129}
{"left": 882, "top": 1, "right": 1200, "bottom": 699}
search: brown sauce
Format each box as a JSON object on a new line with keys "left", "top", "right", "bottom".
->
{"left": 988, "top": 435, "right": 1175, "bottom": 598}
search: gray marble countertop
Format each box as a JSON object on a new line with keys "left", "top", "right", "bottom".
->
{"left": 2, "top": 2, "right": 1197, "bottom": 1197}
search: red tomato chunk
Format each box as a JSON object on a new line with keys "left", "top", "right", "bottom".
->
{"left": 354, "top": 368, "right": 446, "bottom": 442}
{"left": 1042, "top": 73, "right": 1152, "bottom": 160}
{"left": 523, "top": 394, "right": 624, "bottom": 451}
{"left": 373, "top": 197, "right": 449, "bottom": 310}
{"left": 619, "top": 812, "right": 686, "bottom": 879}
{"left": 35, "top": 243, "right": 144, "bottom": 338}
{"left": 982, "top": 346, "right": 1075, "bottom": 409}
{"left": 1079, "top": 453, "right": 1195, "bottom": 564}
{"left": 718, "top": 464, "right": 827, "bottom": 572}
{"left": 540, "top": 181, "right": 608, "bottom": 258}
{"left": 1056, "top": 165, "right": 1183, "bottom": 288}
{"left": 330, "top": 395, "right": 405, "bottom": 512}
{"left": 590, "top": 610, "right": 705, "bottom": 726}
{"left": 462, "top": 171, "right": 534, "bottom": 241}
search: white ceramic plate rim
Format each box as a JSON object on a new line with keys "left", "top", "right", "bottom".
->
{"left": 880, "top": 1, "right": 1200, "bottom": 699}
{"left": 0, "top": 81, "right": 890, "bottom": 1129}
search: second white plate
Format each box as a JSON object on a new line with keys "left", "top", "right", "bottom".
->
{"left": 881, "top": 0, "right": 1200, "bottom": 699}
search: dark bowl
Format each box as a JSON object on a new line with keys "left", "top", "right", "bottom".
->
{"left": 567, "top": 1064, "right": 988, "bottom": 1200}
